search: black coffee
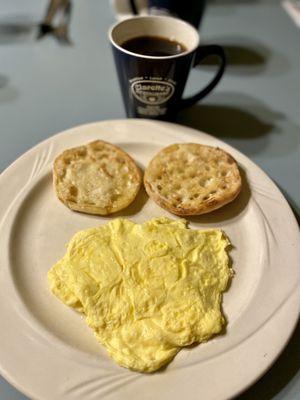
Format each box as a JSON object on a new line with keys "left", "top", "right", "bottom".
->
{"left": 121, "top": 36, "right": 187, "bottom": 57}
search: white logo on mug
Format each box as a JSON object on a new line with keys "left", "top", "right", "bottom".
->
{"left": 131, "top": 79, "right": 175, "bottom": 105}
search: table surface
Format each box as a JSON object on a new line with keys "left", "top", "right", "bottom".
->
{"left": 0, "top": 0, "right": 299, "bottom": 399}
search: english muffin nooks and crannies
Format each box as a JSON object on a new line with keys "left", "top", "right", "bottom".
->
{"left": 144, "top": 143, "right": 242, "bottom": 216}
{"left": 53, "top": 140, "right": 142, "bottom": 215}
{"left": 48, "top": 217, "right": 232, "bottom": 372}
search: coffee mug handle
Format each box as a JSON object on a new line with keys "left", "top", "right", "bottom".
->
{"left": 180, "top": 45, "right": 226, "bottom": 109}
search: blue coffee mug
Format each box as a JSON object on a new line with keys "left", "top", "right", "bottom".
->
{"left": 109, "top": 15, "right": 226, "bottom": 121}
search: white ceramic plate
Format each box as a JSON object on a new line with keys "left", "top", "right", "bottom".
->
{"left": 0, "top": 119, "right": 299, "bottom": 400}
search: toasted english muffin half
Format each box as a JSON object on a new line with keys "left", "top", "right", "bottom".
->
{"left": 53, "top": 140, "right": 142, "bottom": 215}
{"left": 144, "top": 143, "right": 242, "bottom": 216}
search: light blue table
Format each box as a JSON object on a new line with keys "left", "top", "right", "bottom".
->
{"left": 0, "top": 0, "right": 299, "bottom": 399}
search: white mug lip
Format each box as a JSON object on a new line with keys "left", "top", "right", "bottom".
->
{"left": 108, "top": 15, "right": 200, "bottom": 60}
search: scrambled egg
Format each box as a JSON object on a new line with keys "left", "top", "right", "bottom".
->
{"left": 48, "top": 217, "right": 232, "bottom": 372}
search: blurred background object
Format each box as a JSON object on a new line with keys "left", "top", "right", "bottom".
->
{"left": 111, "top": 0, "right": 207, "bottom": 28}
{"left": 282, "top": 0, "right": 300, "bottom": 27}
{"left": 38, "top": 0, "right": 72, "bottom": 43}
